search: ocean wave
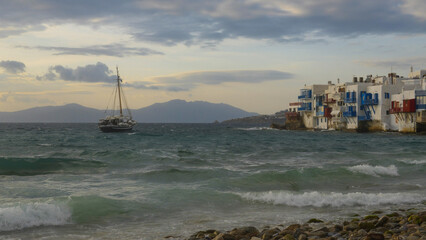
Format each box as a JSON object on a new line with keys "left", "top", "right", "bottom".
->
{"left": 238, "top": 191, "right": 425, "bottom": 207}
{"left": 236, "top": 127, "right": 278, "bottom": 131}
{"left": 347, "top": 164, "right": 399, "bottom": 177}
{"left": 397, "top": 159, "right": 426, "bottom": 165}
{"left": 0, "top": 203, "right": 71, "bottom": 232}
{"left": 0, "top": 157, "right": 106, "bottom": 176}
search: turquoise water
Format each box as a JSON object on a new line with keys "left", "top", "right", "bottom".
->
{"left": 0, "top": 123, "right": 425, "bottom": 239}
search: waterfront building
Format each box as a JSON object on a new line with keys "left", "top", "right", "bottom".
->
{"left": 297, "top": 84, "right": 329, "bottom": 129}
{"left": 294, "top": 68, "right": 426, "bottom": 132}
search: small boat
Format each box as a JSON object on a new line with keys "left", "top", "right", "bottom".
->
{"left": 98, "top": 67, "right": 136, "bottom": 132}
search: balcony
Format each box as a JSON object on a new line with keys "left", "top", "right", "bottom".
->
{"left": 298, "top": 106, "right": 312, "bottom": 111}
{"left": 345, "top": 97, "right": 357, "bottom": 103}
{"left": 361, "top": 98, "right": 379, "bottom": 105}
{"left": 342, "top": 110, "right": 357, "bottom": 117}
{"left": 316, "top": 111, "right": 324, "bottom": 116}
{"left": 358, "top": 115, "right": 371, "bottom": 121}
{"left": 417, "top": 104, "right": 426, "bottom": 110}
{"left": 298, "top": 89, "right": 312, "bottom": 99}
{"left": 285, "top": 112, "right": 300, "bottom": 118}
{"left": 389, "top": 107, "right": 402, "bottom": 114}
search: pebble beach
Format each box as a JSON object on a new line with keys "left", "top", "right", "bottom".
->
{"left": 186, "top": 209, "right": 426, "bottom": 240}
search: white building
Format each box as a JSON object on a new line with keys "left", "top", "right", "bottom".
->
{"left": 296, "top": 69, "right": 426, "bottom": 132}
{"left": 298, "top": 84, "right": 329, "bottom": 129}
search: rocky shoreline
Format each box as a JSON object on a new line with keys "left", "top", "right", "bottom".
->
{"left": 183, "top": 209, "right": 425, "bottom": 240}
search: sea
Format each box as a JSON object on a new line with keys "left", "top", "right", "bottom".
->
{"left": 0, "top": 123, "right": 425, "bottom": 239}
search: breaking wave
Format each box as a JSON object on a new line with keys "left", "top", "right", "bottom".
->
{"left": 397, "top": 159, "right": 426, "bottom": 165}
{"left": 238, "top": 191, "right": 425, "bottom": 207}
{"left": 0, "top": 203, "right": 71, "bottom": 232}
{"left": 347, "top": 164, "right": 399, "bottom": 177}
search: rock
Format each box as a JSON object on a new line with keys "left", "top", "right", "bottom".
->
{"left": 358, "top": 221, "right": 376, "bottom": 231}
{"left": 251, "top": 238, "right": 262, "bottom": 240}
{"left": 282, "top": 234, "right": 295, "bottom": 240}
{"left": 343, "top": 222, "right": 358, "bottom": 232}
{"left": 307, "top": 218, "right": 323, "bottom": 223}
{"left": 357, "top": 229, "right": 367, "bottom": 237}
{"left": 297, "top": 234, "right": 307, "bottom": 240}
{"left": 407, "top": 236, "right": 419, "bottom": 240}
{"left": 307, "top": 230, "right": 328, "bottom": 238}
{"left": 229, "top": 226, "right": 259, "bottom": 239}
{"left": 375, "top": 216, "right": 389, "bottom": 227}
{"left": 260, "top": 228, "right": 280, "bottom": 240}
{"left": 213, "top": 233, "right": 236, "bottom": 240}
{"left": 330, "top": 224, "right": 343, "bottom": 233}
{"left": 364, "top": 215, "right": 380, "bottom": 221}
{"left": 386, "top": 212, "right": 401, "bottom": 218}
{"left": 366, "top": 232, "right": 384, "bottom": 240}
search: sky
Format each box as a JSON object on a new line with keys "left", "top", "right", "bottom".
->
{"left": 0, "top": 0, "right": 425, "bottom": 114}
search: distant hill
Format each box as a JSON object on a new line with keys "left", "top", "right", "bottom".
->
{"left": 221, "top": 111, "right": 286, "bottom": 126}
{"left": 0, "top": 100, "right": 258, "bottom": 123}
{"left": 133, "top": 99, "right": 257, "bottom": 123}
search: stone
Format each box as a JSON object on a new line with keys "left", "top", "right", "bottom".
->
{"left": 261, "top": 228, "right": 280, "bottom": 240}
{"left": 358, "top": 221, "right": 376, "bottom": 231}
{"left": 297, "top": 234, "right": 307, "bottom": 240}
{"left": 357, "top": 229, "right": 367, "bottom": 237}
{"left": 375, "top": 216, "right": 389, "bottom": 227}
{"left": 229, "top": 226, "right": 260, "bottom": 239}
{"left": 343, "top": 223, "right": 358, "bottom": 232}
{"left": 282, "top": 234, "right": 295, "bottom": 240}
{"left": 307, "top": 231, "right": 328, "bottom": 238}
{"left": 364, "top": 215, "right": 380, "bottom": 221}
{"left": 365, "top": 232, "right": 384, "bottom": 240}
{"left": 213, "top": 233, "right": 236, "bottom": 240}
{"left": 307, "top": 218, "right": 324, "bottom": 223}
{"left": 330, "top": 224, "right": 343, "bottom": 233}
{"left": 407, "top": 236, "right": 419, "bottom": 240}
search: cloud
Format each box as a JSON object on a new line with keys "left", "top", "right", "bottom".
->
{"left": 0, "top": 1, "right": 425, "bottom": 46}
{"left": 355, "top": 57, "right": 426, "bottom": 69}
{"left": 0, "top": 60, "right": 26, "bottom": 74}
{"left": 17, "top": 44, "right": 164, "bottom": 57}
{"left": 37, "top": 62, "right": 115, "bottom": 82}
{"left": 126, "top": 70, "right": 293, "bottom": 91}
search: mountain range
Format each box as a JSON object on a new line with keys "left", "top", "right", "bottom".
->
{"left": 0, "top": 99, "right": 258, "bottom": 123}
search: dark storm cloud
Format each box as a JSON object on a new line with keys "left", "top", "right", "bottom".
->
{"left": 37, "top": 62, "right": 115, "bottom": 82}
{"left": 16, "top": 44, "right": 163, "bottom": 57}
{"left": 1, "top": 0, "right": 425, "bottom": 46}
{"left": 126, "top": 70, "right": 293, "bottom": 91}
{"left": 0, "top": 60, "right": 26, "bottom": 74}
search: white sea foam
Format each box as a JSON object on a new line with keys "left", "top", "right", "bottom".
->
{"left": 238, "top": 191, "right": 425, "bottom": 207}
{"left": 347, "top": 164, "right": 399, "bottom": 177}
{"left": 397, "top": 159, "right": 426, "bottom": 165}
{"left": 0, "top": 203, "right": 71, "bottom": 232}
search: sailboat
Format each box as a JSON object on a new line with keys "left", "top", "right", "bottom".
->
{"left": 98, "top": 67, "right": 136, "bottom": 132}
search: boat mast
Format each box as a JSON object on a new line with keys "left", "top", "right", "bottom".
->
{"left": 116, "top": 66, "right": 123, "bottom": 117}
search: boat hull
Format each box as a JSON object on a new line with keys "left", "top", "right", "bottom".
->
{"left": 98, "top": 125, "right": 134, "bottom": 132}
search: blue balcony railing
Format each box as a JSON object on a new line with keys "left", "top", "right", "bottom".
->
{"left": 417, "top": 104, "right": 426, "bottom": 110}
{"left": 361, "top": 98, "right": 378, "bottom": 105}
{"left": 298, "top": 89, "right": 312, "bottom": 99}
{"left": 343, "top": 110, "right": 357, "bottom": 117}
{"left": 358, "top": 115, "right": 371, "bottom": 121}
{"left": 345, "top": 97, "right": 357, "bottom": 103}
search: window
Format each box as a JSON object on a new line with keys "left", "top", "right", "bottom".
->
{"left": 386, "top": 110, "right": 389, "bottom": 115}
{"left": 384, "top": 92, "right": 390, "bottom": 99}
